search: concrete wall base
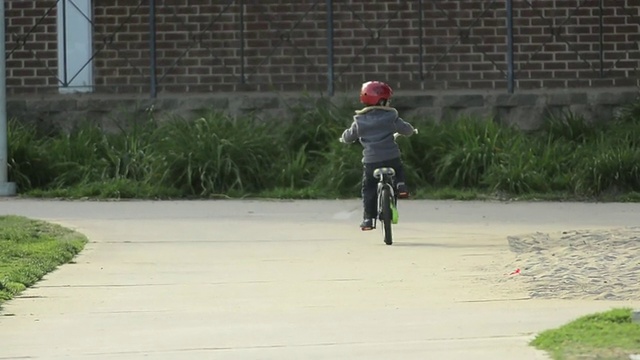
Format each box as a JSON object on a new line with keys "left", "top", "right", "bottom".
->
{"left": 7, "top": 88, "right": 639, "bottom": 132}
{"left": 0, "top": 182, "right": 17, "bottom": 197}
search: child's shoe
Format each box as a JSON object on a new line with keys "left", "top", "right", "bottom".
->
{"left": 360, "top": 218, "right": 374, "bottom": 231}
{"left": 397, "top": 182, "right": 410, "bottom": 199}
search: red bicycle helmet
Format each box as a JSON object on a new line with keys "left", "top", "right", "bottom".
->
{"left": 360, "top": 81, "right": 393, "bottom": 106}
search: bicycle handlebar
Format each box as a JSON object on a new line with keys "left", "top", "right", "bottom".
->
{"left": 393, "top": 128, "right": 419, "bottom": 140}
{"left": 340, "top": 129, "right": 418, "bottom": 143}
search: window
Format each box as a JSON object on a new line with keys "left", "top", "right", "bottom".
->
{"left": 57, "top": 0, "right": 93, "bottom": 93}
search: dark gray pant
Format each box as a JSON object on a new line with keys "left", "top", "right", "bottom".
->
{"left": 362, "top": 157, "right": 406, "bottom": 219}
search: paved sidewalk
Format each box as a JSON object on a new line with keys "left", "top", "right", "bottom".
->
{"left": 1, "top": 199, "right": 639, "bottom": 360}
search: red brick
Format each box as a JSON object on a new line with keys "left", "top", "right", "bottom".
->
{"left": 459, "top": 72, "right": 482, "bottom": 81}
{"left": 591, "top": 78, "right": 614, "bottom": 87}
{"left": 566, "top": 79, "right": 591, "bottom": 87}
{"left": 516, "top": 80, "right": 541, "bottom": 89}
{"left": 615, "top": 78, "right": 639, "bottom": 87}
{"left": 542, "top": 79, "right": 567, "bottom": 88}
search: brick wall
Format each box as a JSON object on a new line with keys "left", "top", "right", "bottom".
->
{"left": 513, "top": 0, "right": 640, "bottom": 89}
{"left": 5, "top": 0, "right": 640, "bottom": 96}
{"left": 5, "top": 1, "right": 58, "bottom": 94}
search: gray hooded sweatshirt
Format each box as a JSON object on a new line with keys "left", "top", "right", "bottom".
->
{"left": 341, "top": 106, "right": 415, "bottom": 164}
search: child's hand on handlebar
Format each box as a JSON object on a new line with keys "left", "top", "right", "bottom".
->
{"left": 394, "top": 129, "right": 418, "bottom": 140}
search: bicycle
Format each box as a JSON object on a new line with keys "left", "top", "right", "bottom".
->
{"left": 339, "top": 129, "right": 417, "bottom": 246}
{"left": 374, "top": 129, "right": 418, "bottom": 245}
{"left": 373, "top": 166, "right": 399, "bottom": 245}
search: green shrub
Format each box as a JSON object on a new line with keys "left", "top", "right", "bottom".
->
{"left": 542, "top": 110, "right": 600, "bottom": 144}
{"left": 7, "top": 119, "right": 54, "bottom": 190}
{"left": 279, "top": 98, "right": 355, "bottom": 190}
{"left": 153, "top": 112, "right": 282, "bottom": 196}
{"left": 575, "top": 136, "right": 640, "bottom": 195}
{"left": 311, "top": 141, "right": 363, "bottom": 197}
{"left": 8, "top": 96, "right": 640, "bottom": 201}
{"left": 483, "top": 136, "right": 575, "bottom": 194}
{"left": 398, "top": 120, "right": 441, "bottom": 187}
{"left": 46, "top": 125, "right": 115, "bottom": 187}
{"left": 283, "top": 97, "right": 352, "bottom": 155}
{"left": 431, "top": 117, "right": 510, "bottom": 188}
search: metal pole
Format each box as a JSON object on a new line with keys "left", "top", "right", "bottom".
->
{"left": 0, "top": 1, "right": 17, "bottom": 196}
{"left": 506, "top": 0, "right": 515, "bottom": 94}
{"left": 326, "top": 0, "right": 334, "bottom": 96}
{"left": 599, "top": 0, "right": 604, "bottom": 77}
{"left": 239, "top": 0, "right": 245, "bottom": 83}
{"left": 418, "top": 0, "right": 424, "bottom": 80}
{"left": 149, "top": 0, "right": 157, "bottom": 98}
{"left": 62, "top": 0, "right": 68, "bottom": 86}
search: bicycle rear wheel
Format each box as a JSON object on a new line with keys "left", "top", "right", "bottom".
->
{"left": 380, "top": 186, "right": 393, "bottom": 245}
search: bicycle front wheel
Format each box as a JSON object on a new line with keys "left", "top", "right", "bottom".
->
{"left": 380, "top": 186, "right": 393, "bottom": 245}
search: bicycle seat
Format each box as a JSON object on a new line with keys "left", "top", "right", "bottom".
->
{"left": 373, "top": 167, "right": 396, "bottom": 180}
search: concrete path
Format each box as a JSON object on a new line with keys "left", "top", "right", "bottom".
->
{"left": 0, "top": 199, "right": 639, "bottom": 360}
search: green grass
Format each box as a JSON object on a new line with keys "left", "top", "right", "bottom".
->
{"left": 8, "top": 96, "right": 640, "bottom": 201}
{"left": 531, "top": 308, "right": 640, "bottom": 360}
{"left": 0, "top": 216, "right": 88, "bottom": 306}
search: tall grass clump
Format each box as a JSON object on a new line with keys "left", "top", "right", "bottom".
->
{"left": 567, "top": 99, "right": 640, "bottom": 196}
{"left": 283, "top": 97, "right": 353, "bottom": 155}
{"left": 484, "top": 110, "right": 612, "bottom": 196}
{"left": 278, "top": 98, "right": 355, "bottom": 192}
{"left": 45, "top": 124, "right": 120, "bottom": 188}
{"left": 8, "top": 113, "right": 174, "bottom": 197}
{"left": 573, "top": 133, "right": 640, "bottom": 195}
{"left": 311, "top": 140, "right": 364, "bottom": 197}
{"left": 277, "top": 97, "right": 370, "bottom": 197}
{"left": 153, "top": 112, "right": 284, "bottom": 196}
{"left": 542, "top": 110, "right": 601, "bottom": 144}
{"left": 97, "top": 115, "right": 161, "bottom": 183}
{"left": 483, "top": 135, "right": 575, "bottom": 194}
{"left": 430, "top": 116, "right": 513, "bottom": 188}
{"left": 397, "top": 120, "right": 443, "bottom": 187}
{"left": 7, "top": 119, "right": 53, "bottom": 190}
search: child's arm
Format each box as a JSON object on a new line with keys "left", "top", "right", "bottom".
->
{"left": 394, "top": 117, "right": 415, "bottom": 136}
{"left": 340, "top": 121, "right": 359, "bottom": 144}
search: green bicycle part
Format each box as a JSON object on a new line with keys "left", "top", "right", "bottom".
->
{"left": 391, "top": 203, "right": 399, "bottom": 224}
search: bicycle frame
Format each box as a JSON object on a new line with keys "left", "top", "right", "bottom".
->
{"left": 373, "top": 168, "right": 398, "bottom": 227}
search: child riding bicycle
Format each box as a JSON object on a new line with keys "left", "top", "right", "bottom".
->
{"left": 339, "top": 81, "right": 417, "bottom": 231}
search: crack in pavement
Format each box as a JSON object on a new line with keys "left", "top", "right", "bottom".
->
{"left": 97, "top": 238, "right": 349, "bottom": 244}
{"left": 35, "top": 278, "right": 365, "bottom": 289}
{"left": 76, "top": 334, "right": 537, "bottom": 357}
{"left": 456, "top": 297, "right": 531, "bottom": 303}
